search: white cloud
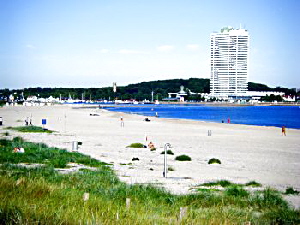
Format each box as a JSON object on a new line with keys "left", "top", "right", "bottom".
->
{"left": 119, "top": 49, "right": 146, "bottom": 54}
{"left": 99, "top": 49, "right": 109, "bottom": 53}
{"left": 186, "top": 44, "right": 199, "bottom": 51}
{"left": 156, "top": 45, "right": 174, "bottom": 52}
{"left": 26, "top": 44, "right": 36, "bottom": 49}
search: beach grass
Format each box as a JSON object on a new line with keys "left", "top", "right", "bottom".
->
{"left": 208, "top": 158, "right": 221, "bottom": 164}
{"left": 0, "top": 138, "right": 300, "bottom": 224}
{"left": 126, "top": 143, "right": 144, "bottom": 148}
{"left": 160, "top": 150, "right": 174, "bottom": 155}
{"left": 0, "top": 137, "right": 107, "bottom": 168}
{"left": 6, "top": 125, "right": 54, "bottom": 133}
{"left": 175, "top": 154, "right": 192, "bottom": 161}
{"left": 246, "top": 181, "right": 262, "bottom": 187}
{"left": 285, "top": 187, "right": 300, "bottom": 195}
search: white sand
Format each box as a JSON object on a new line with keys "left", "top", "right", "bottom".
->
{"left": 1, "top": 105, "right": 300, "bottom": 208}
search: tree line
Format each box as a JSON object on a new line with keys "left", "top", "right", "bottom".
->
{"left": 0, "top": 78, "right": 297, "bottom": 102}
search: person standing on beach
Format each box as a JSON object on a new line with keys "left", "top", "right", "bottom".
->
{"left": 120, "top": 116, "right": 124, "bottom": 127}
{"left": 282, "top": 126, "right": 286, "bottom": 136}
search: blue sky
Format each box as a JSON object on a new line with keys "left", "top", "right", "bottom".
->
{"left": 0, "top": 0, "right": 299, "bottom": 89}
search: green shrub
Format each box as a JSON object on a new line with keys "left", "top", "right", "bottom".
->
{"left": 161, "top": 150, "right": 174, "bottom": 155}
{"left": 208, "top": 158, "right": 221, "bottom": 164}
{"left": 168, "top": 166, "right": 175, "bottom": 171}
{"left": 126, "top": 143, "right": 144, "bottom": 148}
{"left": 245, "top": 181, "right": 262, "bottom": 187}
{"left": 175, "top": 155, "right": 191, "bottom": 161}
{"left": 284, "top": 187, "right": 299, "bottom": 195}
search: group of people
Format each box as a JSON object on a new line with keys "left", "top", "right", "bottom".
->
{"left": 25, "top": 117, "right": 32, "bottom": 126}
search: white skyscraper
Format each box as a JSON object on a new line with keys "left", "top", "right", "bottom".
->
{"left": 210, "top": 27, "right": 249, "bottom": 97}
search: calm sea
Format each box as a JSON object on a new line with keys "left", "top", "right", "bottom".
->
{"left": 105, "top": 104, "right": 300, "bottom": 129}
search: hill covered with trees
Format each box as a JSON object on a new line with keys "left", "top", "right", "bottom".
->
{"left": 0, "top": 78, "right": 297, "bottom": 102}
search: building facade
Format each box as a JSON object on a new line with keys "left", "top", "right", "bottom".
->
{"left": 210, "top": 27, "right": 249, "bottom": 97}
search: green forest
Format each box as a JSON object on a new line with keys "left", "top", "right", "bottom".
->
{"left": 0, "top": 78, "right": 297, "bottom": 102}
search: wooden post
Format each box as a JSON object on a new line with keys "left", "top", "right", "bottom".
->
{"left": 179, "top": 207, "right": 187, "bottom": 220}
{"left": 83, "top": 193, "right": 89, "bottom": 201}
{"left": 126, "top": 198, "right": 131, "bottom": 209}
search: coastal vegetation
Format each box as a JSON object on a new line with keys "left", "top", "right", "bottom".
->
{"left": 6, "top": 125, "right": 54, "bottom": 133}
{"left": 0, "top": 138, "right": 300, "bottom": 224}
{"left": 175, "top": 154, "right": 192, "bottom": 161}
{"left": 208, "top": 158, "right": 221, "bottom": 164}
{"left": 126, "top": 143, "right": 145, "bottom": 148}
{"left": 285, "top": 187, "right": 300, "bottom": 195}
{"left": 160, "top": 149, "right": 174, "bottom": 155}
{"left": 1, "top": 78, "right": 297, "bottom": 102}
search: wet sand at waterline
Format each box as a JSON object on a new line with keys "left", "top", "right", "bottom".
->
{"left": 1, "top": 105, "right": 300, "bottom": 208}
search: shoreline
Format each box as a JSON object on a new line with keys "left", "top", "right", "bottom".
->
{"left": 1, "top": 104, "right": 300, "bottom": 208}
{"left": 98, "top": 104, "right": 300, "bottom": 130}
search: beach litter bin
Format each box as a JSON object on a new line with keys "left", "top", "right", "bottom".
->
{"left": 208, "top": 130, "right": 212, "bottom": 136}
{"left": 72, "top": 141, "right": 78, "bottom": 151}
{"left": 72, "top": 141, "right": 82, "bottom": 151}
{"left": 0, "top": 117, "right": 2, "bottom": 126}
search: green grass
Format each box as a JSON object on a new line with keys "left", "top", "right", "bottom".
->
{"left": 225, "top": 185, "right": 249, "bottom": 197}
{"left": 0, "top": 137, "right": 107, "bottom": 168}
{"left": 245, "top": 181, "right": 262, "bottom": 187}
{"left": 160, "top": 150, "right": 174, "bottom": 155}
{"left": 7, "top": 126, "right": 54, "bottom": 133}
{"left": 126, "top": 143, "right": 145, "bottom": 148}
{"left": 284, "top": 187, "right": 300, "bottom": 195}
{"left": 201, "top": 180, "right": 233, "bottom": 188}
{"left": 175, "top": 154, "right": 192, "bottom": 161}
{"left": 208, "top": 158, "right": 221, "bottom": 164}
{"left": 0, "top": 138, "right": 300, "bottom": 224}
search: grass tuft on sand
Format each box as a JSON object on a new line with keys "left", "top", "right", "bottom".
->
{"left": 175, "top": 154, "right": 192, "bottom": 161}
{"left": 208, "top": 158, "right": 221, "bottom": 164}
{"left": 7, "top": 126, "right": 54, "bottom": 133}
{"left": 126, "top": 143, "right": 145, "bottom": 148}
{"left": 161, "top": 150, "right": 174, "bottom": 155}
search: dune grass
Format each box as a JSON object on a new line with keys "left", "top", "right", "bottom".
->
{"left": 126, "top": 143, "right": 144, "bottom": 148}
{"left": 0, "top": 137, "right": 107, "bottom": 168}
{"left": 208, "top": 158, "right": 221, "bottom": 164}
{"left": 160, "top": 150, "right": 174, "bottom": 155}
{"left": 7, "top": 125, "right": 54, "bottom": 133}
{"left": 175, "top": 154, "right": 192, "bottom": 161}
{"left": 0, "top": 138, "right": 299, "bottom": 224}
{"left": 285, "top": 187, "right": 300, "bottom": 195}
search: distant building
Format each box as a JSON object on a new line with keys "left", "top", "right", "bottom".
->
{"left": 210, "top": 26, "right": 249, "bottom": 98}
{"left": 166, "top": 85, "right": 188, "bottom": 102}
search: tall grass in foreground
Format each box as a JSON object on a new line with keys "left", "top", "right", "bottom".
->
{"left": 0, "top": 138, "right": 299, "bottom": 224}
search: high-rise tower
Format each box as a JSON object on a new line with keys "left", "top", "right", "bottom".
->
{"left": 210, "top": 27, "right": 249, "bottom": 97}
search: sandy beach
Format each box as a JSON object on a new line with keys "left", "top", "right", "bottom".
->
{"left": 1, "top": 104, "right": 300, "bottom": 208}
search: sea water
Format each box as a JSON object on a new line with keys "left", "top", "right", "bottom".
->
{"left": 105, "top": 104, "right": 300, "bottom": 129}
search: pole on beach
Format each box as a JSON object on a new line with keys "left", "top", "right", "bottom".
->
{"left": 163, "top": 143, "right": 171, "bottom": 178}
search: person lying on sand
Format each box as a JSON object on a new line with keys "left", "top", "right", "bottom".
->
{"left": 148, "top": 142, "right": 155, "bottom": 150}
